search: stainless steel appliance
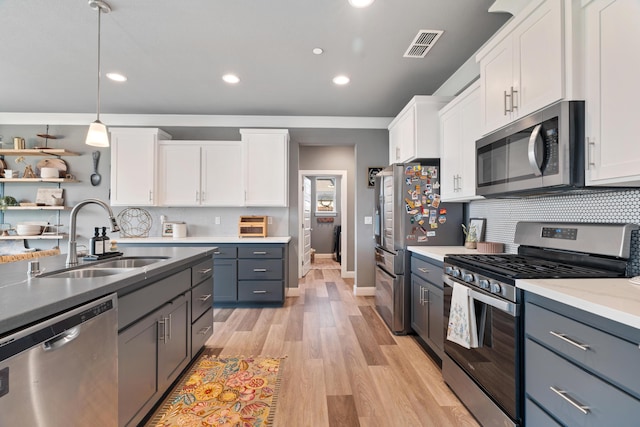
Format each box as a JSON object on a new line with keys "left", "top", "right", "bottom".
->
{"left": 374, "top": 160, "right": 463, "bottom": 334}
{"left": 442, "top": 222, "right": 637, "bottom": 427}
{"left": 0, "top": 294, "right": 118, "bottom": 426}
{"left": 476, "top": 100, "right": 585, "bottom": 197}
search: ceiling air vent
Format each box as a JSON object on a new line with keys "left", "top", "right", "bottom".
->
{"left": 403, "top": 29, "right": 443, "bottom": 58}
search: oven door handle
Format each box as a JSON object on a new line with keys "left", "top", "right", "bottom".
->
{"left": 469, "top": 288, "right": 519, "bottom": 317}
{"left": 443, "top": 276, "right": 518, "bottom": 317}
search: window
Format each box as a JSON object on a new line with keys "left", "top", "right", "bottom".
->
{"left": 315, "top": 177, "right": 336, "bottom": 215}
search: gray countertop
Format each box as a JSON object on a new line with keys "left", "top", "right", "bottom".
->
{"left": 0, "top": 247, "right": 215, "bottom": 336}
{"left": 117, "top": 236, "right": 291, "bottom": 244}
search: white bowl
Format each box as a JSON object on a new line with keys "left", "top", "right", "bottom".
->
{"left": 16, "top": 224, "right": 43, "bottom": 236}
{"left": 40, "top": 167, "right": 59, "bottom": 178}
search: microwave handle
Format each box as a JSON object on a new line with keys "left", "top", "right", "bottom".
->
{"left": 528, "top": 124, "right": 543, "bottom": 177}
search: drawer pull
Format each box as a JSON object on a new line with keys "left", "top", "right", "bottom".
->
{"left": 198, "top": 294, "right": 212, "bottom": 302}
{"left": 253, "top": 268, "right": 268, "bottom": 272}
{"left": 213, "top": 251, "right": 221, "bottom": 255}
{"left": 418, "top": 267, "right": 429, "bottom": 273}
{"left": 198, "top": 268, "right": 213, "bottom": 274}
{"left": 253, "top": 290, "right": 267, "bottom": 294}
{"left": 550, "top": 387, "right": 590, "bottom": 415}
{"left": 253, "top": 251, "right": 268, "bottom": 255}
{"left": 549, "top": 331, "right": 590, "bottom": 351}
{"left": 198, "top": 326, "right": 212, "bottom": 335}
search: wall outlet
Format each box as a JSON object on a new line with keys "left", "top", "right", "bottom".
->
{"left": 215, "top": 217, "right": 220, "bottom": 225}
{"left": 268, "top": 216, "right": 273, "bottom": 225}
{"left": 364, "top": 216, "right": 373, "bottom": 225}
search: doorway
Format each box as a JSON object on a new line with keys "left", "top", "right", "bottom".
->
{"left": 298, "top": 170, "right": 348, "bottom": 279}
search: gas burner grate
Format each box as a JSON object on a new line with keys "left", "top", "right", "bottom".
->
{"left": 447, "top": 254, "right": 624, "bottom": 279}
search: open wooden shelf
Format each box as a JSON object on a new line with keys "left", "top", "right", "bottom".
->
{"left": 0, "top": 149, "right": 79, "bottom": 157}
{"left": 0, "top": 178, "right": 79, "bottom": 183}
{"left": 0, "top": 234, "right": 67, "bottom": 241}
{"left": 3, "top": 206, "right": 69, "bottom": 211}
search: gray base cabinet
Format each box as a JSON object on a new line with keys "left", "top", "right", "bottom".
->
{"left": 410, "top": 254, "right": 444, "bottom": 360}
{"left": 524, "top": 293, "right": 640, "bottom": 426}
{"left": 215, "top": 243, "right": 288, "bottom": 306}
{"left": 117, "top": 256, "right": 215, "bottom": 427}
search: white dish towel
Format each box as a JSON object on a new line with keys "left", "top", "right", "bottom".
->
{"left": 446, "top": 282, "right": 479, "bottom": 349}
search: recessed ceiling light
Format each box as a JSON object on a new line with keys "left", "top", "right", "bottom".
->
{"left": 348, "top": 0, "right": 375, "bottom": 8}
{"left": 106, "top": 72, "right": 127, "bottom": 82}
{"left": 312, "top": 47, "right": 324, "bottom": 55}
{"left": 222, "top": 74, "right": 240, "bottom": 84}
{"left": 333, "top": 75, "right": 350, "bottom": 85}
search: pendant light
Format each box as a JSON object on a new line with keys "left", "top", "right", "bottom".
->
{"left": 86, "top": 0, "right": 111, "bottom": 147}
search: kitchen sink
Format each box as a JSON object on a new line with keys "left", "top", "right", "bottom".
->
{"left": 92, "top": 256, "right": 170, "bottom": 269}
{"left": 41, "top": 267, "right": 136, "bottom": 279}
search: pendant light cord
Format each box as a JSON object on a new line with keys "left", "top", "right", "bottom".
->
{"left": 96, "top": 6, "right": 102, "bottom": 121}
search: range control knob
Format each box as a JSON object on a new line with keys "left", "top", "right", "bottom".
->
{"left": 479, "top": 279, "right": 490, "bottom": 290}
{"left": 445, "top": 266, "right": 453, "bottom": 275}
{"left": 490, "top": 282, "right": 502, "bottom": 294}
{"left": 462, "top": 273, "right": 474, "bottom": 283}
{"left": 451, "top": 268, "right": 461, "bottom": 278}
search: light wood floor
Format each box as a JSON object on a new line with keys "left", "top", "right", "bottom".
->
{"left": 205, "top": 260, "right": 480, "bottom": 426}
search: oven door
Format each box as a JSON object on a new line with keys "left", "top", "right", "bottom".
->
{"left": 443, "top": 275, "right": 522, "bottom": 421}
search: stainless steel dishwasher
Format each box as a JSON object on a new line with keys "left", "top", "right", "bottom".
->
{"left": 0, "top": 293, "right": 118, "bottom": 426}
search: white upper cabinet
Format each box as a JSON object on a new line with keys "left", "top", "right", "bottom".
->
{"left": 388, "top": 96, "right": 453, "bottom": 164}
{"left": 584, "top": 0, "right": 640, "bottom": 186}
{"left": 439, "top": 81, "right": 483, "bottom": 202}
{"left": 158, "top": 141, "right": 245, "bottom": 206}
{"left": 240, "top": 129, "right": 289, "bottom": 207}
{"left": 110, "top": 128, "right": 171, "bottom": 206}
{"left": 477, "top": 0, "right": 565, "bottom": 135}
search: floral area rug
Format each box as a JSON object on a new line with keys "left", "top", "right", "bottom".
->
{"left": 147, "top": 351, "right": 285, "bottom": 427}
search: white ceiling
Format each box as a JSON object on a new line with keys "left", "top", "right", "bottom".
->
{"left": 0, "top": 0, "right": 509, "bottom": 119}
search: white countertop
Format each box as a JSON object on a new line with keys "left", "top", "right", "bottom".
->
{"left": 517, "top": 277, "right": 640, "bottom": 330}
{"left": 116, "top": 236, "right": 292, "bottom": 244}
{"left": 407, "top": 246, "right": 483, "bottom": 262}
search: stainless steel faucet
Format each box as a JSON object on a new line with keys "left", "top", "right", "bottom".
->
{"left": 66, "top": 198, "right": 120, "bottom": 266}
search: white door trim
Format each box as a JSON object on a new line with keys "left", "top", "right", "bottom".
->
{"left": 298, "top": 170, "right": 349, "bottom": 280}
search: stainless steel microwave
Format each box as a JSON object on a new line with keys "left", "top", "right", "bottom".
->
{"left": 476, "top": 101, "right": 585, "bottom": 197}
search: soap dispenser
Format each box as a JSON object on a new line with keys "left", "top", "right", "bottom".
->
{"left": 101, "top": 226, "right": 110, "bottom": 254}
{"left": 90, "top": 227, "right": 104, "bottom": 256}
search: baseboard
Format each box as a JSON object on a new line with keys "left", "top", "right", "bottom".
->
{"left": 286, "top": 287, "right": 300, "bottom": 297}
{"left": 342, "top": 271, "right": 355, "bottom": 279}
{"left": 353, "top": 285, "right": 375, "bottom": 296}
{"left": 314, "top": 253, "right": 334, "bottom": 259}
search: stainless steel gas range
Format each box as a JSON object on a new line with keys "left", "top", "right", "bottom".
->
{"left": 442, "top": 222, "right": 638, "bottom": 427}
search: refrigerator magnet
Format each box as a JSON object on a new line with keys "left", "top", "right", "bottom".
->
{"left": 439, "top": 215, "right": 447, "bottom": 224}
{"left": 440, "top": 208, "right": 447, "bottom": 214}
{"left": 431, "top": 223, "right": 439, "bottom": 229}
{"left": 427, "top": 231, "right": 436, "bottom": 237}
{"left": 417, "top": 236, "right": 427, "bottom": 242}
{"left": 408, "top": 209, "right": 419, "bottom": 215}
{"left": 405, "top": 166, "right": 413, "bottom": 175}
{"left": 429, "top": 210, "right": 437, "bottom": 223}
{"left": 433, "top": 181, "right": 440, "bottom": 189}
{"left": 432, "top": 194, "right": 441, "bottom": 208}
{"left": 424, "top": 184, "right": 432, "bottom": 193}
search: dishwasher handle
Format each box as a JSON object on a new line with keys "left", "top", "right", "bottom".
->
{"left": 42, "top": 327, "right": 81, "bottom": 352}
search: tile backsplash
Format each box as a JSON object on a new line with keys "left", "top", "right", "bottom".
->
{"left": 468, "top": 189, "right": 640, "bottom": 275}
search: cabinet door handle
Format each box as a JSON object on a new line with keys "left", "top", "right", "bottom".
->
{"left": 587, "top": 138, "right": 596, "bottom": 168}
{"left": 213, "top": 251, "right": 221, "bottom": 255}
{"left": 419, "top": 286, "right": 424, "bottom": 305}
{"left": 549, "top": 387, "right": 590, "bottom": 415}
{"left": 504, "top": 90, "right": 511, "bottom": 115}
{"left": 253, "top": 290, "right": 267, "bottom": 294}
{"left": 253, "top": 251, "right": 267, "bottom": 255}
{"left": 198, "top": 294, "right": 212, "bottom": 302}
{"left": 196, "top": 190, "right": 199, "bottom": 202}
{"left": 549, "top": 331, "right": 590, "bottom": 351}
{"left": 418, "top": 267, "right": 429, "bottom": 273}
{"left": 198, "top": 326, "right": 212, "bottom": 335}
{"left": 201, "top": 191, "right": 205, "bottom": 202}
{"left": 253, "top": 268, "right": 267, "bottom": 272}
{"left": 158, "top": 318, "right": 168, "bottom": 342}
{"left": 198, "top": 268, "right": 213, "bottom": 274}
{"left": 423, "top": 288, "right": 429, "bottom": 304}
{"left": 149, "top": 190, "right": 153, "bottom": 203}
{"left": 167, "top": 314, "right": 172, "bottom": 341}
{"left": 510, "top": 86, "right": 518, "bottom": 110}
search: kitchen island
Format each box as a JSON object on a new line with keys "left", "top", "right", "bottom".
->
{"left": 0, "top": 246, "right": 216, "bottom": 426}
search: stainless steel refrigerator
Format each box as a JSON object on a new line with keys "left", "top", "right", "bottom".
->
{"left": 373, "top": 160, "right": 463, "bottom": 334}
